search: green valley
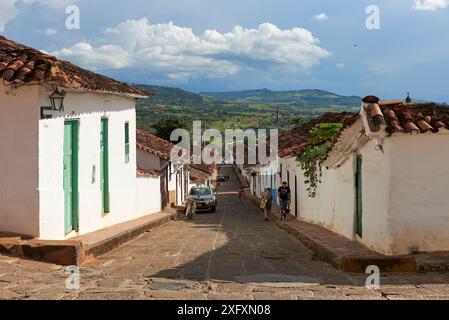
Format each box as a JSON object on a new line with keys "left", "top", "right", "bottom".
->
{"left": 136, "top": 85, "right": 361, "bottom": 135}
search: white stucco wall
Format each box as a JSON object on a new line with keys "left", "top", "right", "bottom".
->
{"left": 357, "top": 139, "right": 392, "bottom": 253}
{"left": 37, "top": 86, "right": 143, "bottom": 240}
{"left": 0, "top": 83, "right": 40, "bottom": 237}
{"left": 136, "top": 176, "right": 162, "bottom": 215}
{"left": 136, "top": 149, "right": 164, "bottom": 170}
{"left": 174, "top": 165, "right": 187, "bottom": 206}
{"left": 387, "top": 132, "right": 449, "bottom": 254}
{"left": 276, "top": 131, "right": 449, "bottom": 255}
{"left": 278, "top": 143, "right": 394, "bottom": 254}
{"left": 279, "top": 156, "right": 356, "bottom": 239}
{"left": 167, "top": 162, "right": 177, "bottom": 192}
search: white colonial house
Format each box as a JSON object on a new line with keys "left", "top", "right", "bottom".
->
{"left": 251, "top": 97, "right": 449, "bottom": 255}
{"left": 0, "top": 35, "right": 165, "bottom": 240}
{"left": 136, "top": 129, "right": 189, "bottom": 209}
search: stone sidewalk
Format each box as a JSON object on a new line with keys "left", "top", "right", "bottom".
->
{"left": 0, "top": 209, "right": 177, "bottom": 265}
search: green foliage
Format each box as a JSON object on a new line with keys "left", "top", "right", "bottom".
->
{"left": 298, "top": 123, "right": 344, "bottom": 198}
{"left": 153, "top": 118, "right": 187, "bottom": 141}
{"left": 309, "top": 123, "right": 344, "bottom": 145}
{"left": 291, "top": 116, "right": 308, "bottom": 128}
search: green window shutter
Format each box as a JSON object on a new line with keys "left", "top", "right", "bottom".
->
{"left": 125, "top": 122, "right": 130, "bottom": 164}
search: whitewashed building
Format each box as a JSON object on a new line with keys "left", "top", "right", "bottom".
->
{"left": 252, "top": 98, "right": 449, "bottom": 255}
{"left": 0, "top": 35, "right": 163, "bottom": 240}
{"left": 136, "top": 129, "right": 189, "bottom": 209}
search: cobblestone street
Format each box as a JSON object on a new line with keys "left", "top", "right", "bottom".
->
{"left": 1, "top": 167, "right": 449, "bottom": 300}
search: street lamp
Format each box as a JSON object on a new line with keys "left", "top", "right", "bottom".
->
{"left": 49, "top": 86, "right": 66, "bottom": 111}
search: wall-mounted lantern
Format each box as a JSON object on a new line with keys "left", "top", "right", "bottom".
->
{"left": 49, "top": 86, "right": 66, "bottom": 111}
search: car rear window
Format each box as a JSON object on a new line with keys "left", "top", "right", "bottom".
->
{"left": 190, "top": 188, "right": 212, "bottom": 196}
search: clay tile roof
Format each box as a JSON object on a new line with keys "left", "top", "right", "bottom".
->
{"left": 365, "top": 102, "right": 449, "bottom": 135}
{"left": 0, "top": 35, "right": 150, "bottom": 97}
{"left": 137, "top": 167, "right": 163, "bottom": 177}
{"left": 189, "top": 166, "right": 210, "bottom": 184}
{"left": 278, "top": 112, "right": 359, "bottom": 158}
{"left": 190, "top": 163, "right": 214, "bottom": 175}
{"left": 136, "top": 130, "right": 175, "bottom": 161}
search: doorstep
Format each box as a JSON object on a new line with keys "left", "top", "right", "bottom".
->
{"left": 0, "top": 209, "right": 177, "bottom": 266}
{"left": 246, "top": 194, "right": 418, "bottom": 273}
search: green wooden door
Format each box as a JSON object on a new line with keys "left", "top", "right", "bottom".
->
{"left": 355, "top": 154, "right": 363, "bottom": 237}
{"left": 64, "top": 121, "right": 79, "bottom": 234}
{"left": 100, "top": 119, "right": 110, "bottom": 215}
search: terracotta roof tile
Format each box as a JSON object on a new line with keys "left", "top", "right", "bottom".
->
{"left": 0, "top": 35, "right": 150, "bottom": 97}
{"left": 364, "top": 101, "right": 449, "bottom": 135}
{"left": 137, "top": 167, "right": 163, "bottom": 177}
{"left": 136, "top": 130, "right": 175, "bottom": 161}
{"left": 278, "top": 112, "right": 359, "bottom": 158}
{"left": 189, "top": 166, "right": 210, "bottom": 184}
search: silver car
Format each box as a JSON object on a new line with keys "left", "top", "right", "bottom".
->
{"left": 187, "top": 186, "right": 217, "bottom": 213}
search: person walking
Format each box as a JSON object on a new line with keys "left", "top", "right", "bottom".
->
{"left": 278, "top": 182, "right": 291, "bottom": 220}
{"left": 237, "top": 186, "right": 245, "bottom": 201}
{"left": 263, "top": 188, "right": 273, "bottom": 221}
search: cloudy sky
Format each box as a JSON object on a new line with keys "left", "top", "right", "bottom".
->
{"left": 1, "top": 0, "right": 449, "bottom": 101}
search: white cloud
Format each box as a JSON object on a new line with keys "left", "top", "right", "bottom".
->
{"left": 36, "top": 28, "right": 58, "bottom": 36}
{"left": 52, "top": 18, "right": 331, "bottom": 80}
{"left": 336, "top": 63, "right": 345, "bottom": 69}
{"left": 0, "top": 0, "right": 76, "bottom": 32}
{"left": 0, "top": 0, "right": 19, "bottom": 32}
{"left": 56, "top": 42, "right": 132, "bottom": 70}
{"left": 22, "top": 0, "right": 75, "bottom": 9}
{"left": 312, "top": 13, "right": 329, "bottom": 22}
{"left": 413, "top": 0, "right": 449, "bottom": 10}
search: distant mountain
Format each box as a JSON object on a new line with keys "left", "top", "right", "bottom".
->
{"left": 135, "top": 84, "right": 361, "bottom": 134}
{"left": 137, "top": 84, "right": 221, "bottom": 108}
{"left": 199, "top": 88, "right": 274, "bottom": 101}
{"left": 200, "top": 88, "right": 361, "bottom": 109}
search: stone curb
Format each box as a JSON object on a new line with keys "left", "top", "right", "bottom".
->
{"left": 0, "top": 210, "right": 176, "bottom": 266}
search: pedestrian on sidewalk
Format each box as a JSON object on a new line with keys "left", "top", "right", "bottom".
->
{"left": 262, "top": 188, "right": 273, "bottom": 221}
{"left": 237, "top": 186, "right": 245, "bottom": 201}
{"left": 278, "top": 182, "right": 291, "bottom": 220}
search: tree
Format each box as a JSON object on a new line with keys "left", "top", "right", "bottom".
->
{"left": 292, "top": 116, "right": 308, "bottom": 128}
{"left": 153, "top": 118, "right": 187, "bottom": 141}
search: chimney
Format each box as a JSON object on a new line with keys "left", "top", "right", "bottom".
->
{"left": 405, "top": 92, "right": 412, "bottom": 104}
{"left": 360, "top": 95, "right": 387, "bottom": 139}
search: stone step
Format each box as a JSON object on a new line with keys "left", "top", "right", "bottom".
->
{"left": 0, "top": 210, "right": 177, "bottom": 266}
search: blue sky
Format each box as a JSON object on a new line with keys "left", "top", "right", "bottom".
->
{"left": 1, "top": 0, "right": 449, "bottom": 102}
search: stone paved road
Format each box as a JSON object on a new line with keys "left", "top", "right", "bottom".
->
{"left": 2, "top": 166, "right": 449, "bottom": 300}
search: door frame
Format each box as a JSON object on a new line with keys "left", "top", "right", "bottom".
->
{"left": 64, "top": 120, "right": 79, "bottom": 234}
{"left": 101, "top": 118, "right": 110, "bottom": 216}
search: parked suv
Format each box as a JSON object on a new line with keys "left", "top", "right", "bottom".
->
{"left": 187, "top": 186, "right": 217, "bottom": 213}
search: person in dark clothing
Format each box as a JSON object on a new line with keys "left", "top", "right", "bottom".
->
{"left": 278, "top": 182, "right": 291, "bottom": 220}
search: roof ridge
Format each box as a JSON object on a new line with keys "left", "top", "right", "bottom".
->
{"left": 0, "top": 35, "right": 150, "bottom": 97}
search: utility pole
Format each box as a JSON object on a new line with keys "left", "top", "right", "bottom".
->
{"left": 276, "top": 105, "right": 280, "bottom": 128}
